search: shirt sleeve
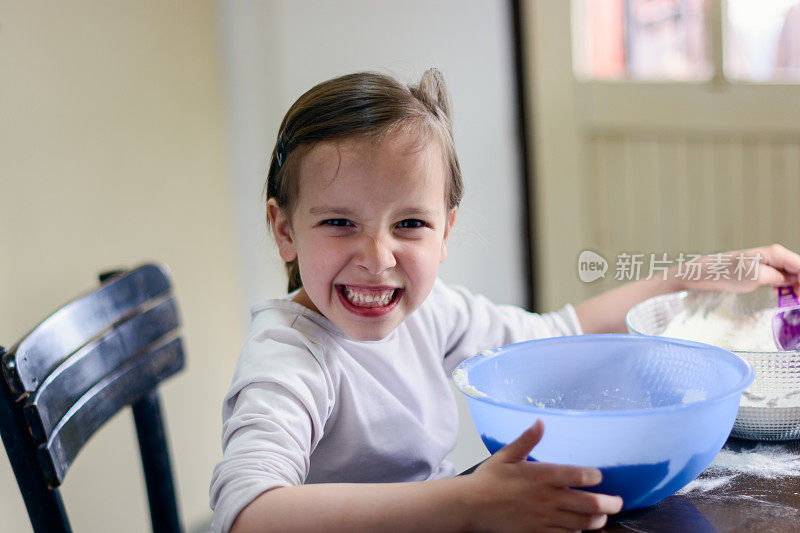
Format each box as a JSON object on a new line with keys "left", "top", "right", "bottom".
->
{"left": 433, "top": 280, "right": 583, "bottom": 373}
{"left": 209, "top": 328, "right": 333, "bottom": 533}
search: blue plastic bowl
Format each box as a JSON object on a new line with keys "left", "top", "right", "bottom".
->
{"left": 452, "top": 334, "right": 754, "bottom": 510}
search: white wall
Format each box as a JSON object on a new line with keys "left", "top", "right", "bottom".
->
{"left": 219, "top": 0, "right": 527, "bottom": 473}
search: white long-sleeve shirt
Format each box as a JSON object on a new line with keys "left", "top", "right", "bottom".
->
{"left": 209, "top": 279, "right": 582, "bottom": 533}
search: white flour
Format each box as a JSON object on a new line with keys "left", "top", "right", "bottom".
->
{"left": 741, "top": 388, "right": 800, "bottom": 408}
{"left": 678, "top": 473, "right": 737, "bottom": 494}
{"left": 661, "top": 291, "right": 800, "bottom": 408}
{"left": 451, "top": 368, "right": 487, "bottom": 398}
{"left": 661, "top": 294, "right": 777, "bottom": 352}
{"left": 710, "top": 445, "right": 800, "bottom": 477}
{"left": 678, "top": 444, "right": 800, "bottom": 495}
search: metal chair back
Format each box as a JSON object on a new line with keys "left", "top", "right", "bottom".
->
{"left": 0, "top": 264, "right": 184, "bottom": 533}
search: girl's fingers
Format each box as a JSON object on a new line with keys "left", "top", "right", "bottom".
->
{"left": 759, "top": 244, "right": 800, "bottom": 275}
{"left": 521, "top": 462, "right": 602, "bottom": 488}
{"left": 756, "top": 264, "right": 795, "bottom": 287}
{"left": 687, "top": 245, "right": 800, "bottom": 292}
{"left": 547, "top": 509, "right": 611, "bottom": 531}
{"left": 493, "top": 419, "right": 544, "bottom": 463}
{"left": 557, "top": 489, "right": 624, "bottom": 515}
{"left": 741, "top": 244, "right": 800, "bottom": 280}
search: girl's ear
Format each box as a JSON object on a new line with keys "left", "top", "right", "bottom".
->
{"left": 439, "top": 208, "right": 457, "bottom": 263}
{"left": 267, "top": 198, "right": 298, "bottom": 262}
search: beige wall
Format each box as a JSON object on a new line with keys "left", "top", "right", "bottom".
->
{"left": 0, "top": 2, "right": 244, "bottom": 530}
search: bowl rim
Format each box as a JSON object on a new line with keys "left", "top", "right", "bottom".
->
{"left": 625, "top": 290, "right": 689, "bottom": 337}
{"left": 626, "top": 290, "right": 800, "bottom": 356}
{"left": 452, "top": 333, "right": 755, "bottom": 417}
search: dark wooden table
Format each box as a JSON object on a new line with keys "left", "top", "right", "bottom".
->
{"left": 600, "top": 437, "right": 800, "bottom": 533}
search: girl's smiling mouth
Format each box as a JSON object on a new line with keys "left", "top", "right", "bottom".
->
{"left": 337, "top": 284, "right": 402, "bottom": 317}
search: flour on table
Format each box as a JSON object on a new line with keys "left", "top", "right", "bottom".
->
{"left": 679, "top": 444, "right": 800, "bottom": 495}
{"left": 677, "top": 474, "right": 737, "bottom": 494}
{"left": 710, "top": 445, "right": 800, "bottom": 477}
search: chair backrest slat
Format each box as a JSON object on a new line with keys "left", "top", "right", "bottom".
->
{"left": 23, "top": 297, "right": 180, "bottom": 443}
{"left": 1, "top": 263, "right": 185, "bottom": 532}
{"left": 38, "top": 336, "right": 184, "bottom": 487}
{"left": 2, "top": 265, "right": 171, "bottom": 399}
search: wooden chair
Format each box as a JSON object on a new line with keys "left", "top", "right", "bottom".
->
{"left": 0, "top": 264, "right": 184, "bottom": 532}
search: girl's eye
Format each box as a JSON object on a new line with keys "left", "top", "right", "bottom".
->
{"left": 396, "top": 219, "right": 427, "bottom": 229}
{"left": 321, "top": 219, "right": 353, "bottom": 227}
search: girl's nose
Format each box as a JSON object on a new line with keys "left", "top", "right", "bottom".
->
{"left": 355, "top": 232, "right": 397, "bottom": 275}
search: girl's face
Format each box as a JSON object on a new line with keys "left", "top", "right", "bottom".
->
{"left": 268, "top": 130, "right": 456, "bottom": 341}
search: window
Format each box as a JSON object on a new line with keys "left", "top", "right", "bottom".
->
{"left": 726, "top": 0, "right": 800, "bottom": 81}
{"left": 573, "top": 0, "right": 800, "bottom": 83}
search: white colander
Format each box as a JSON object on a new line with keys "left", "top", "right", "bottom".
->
{"left": 626, "top": 290, "right": 800, "bottom": 441}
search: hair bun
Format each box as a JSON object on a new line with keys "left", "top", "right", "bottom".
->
{"left": 410, "top": 68, "right": 452, "bottom": 121}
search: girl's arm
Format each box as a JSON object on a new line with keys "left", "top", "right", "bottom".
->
{"left": 575, "top": 244, "right": 800, "bottom": 335}
{"left": 575, "top": 273, "right": 680, "bottom": 334}
{"left": 231, "top": 421, "right": 622, "bottom": 533}
{"left": 231, "top": 477, "right": 474, "bottom": 533}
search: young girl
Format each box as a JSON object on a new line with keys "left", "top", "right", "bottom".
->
{"left": 210, "top": 69, "right": 800, "bottom": 533}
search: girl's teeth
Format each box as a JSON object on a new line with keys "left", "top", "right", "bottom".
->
{"left": 344, "top": 286, "right": 395, "bottom": 307}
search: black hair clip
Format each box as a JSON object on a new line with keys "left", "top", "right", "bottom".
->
{"left": 276, "top": 132, "right": 287, "bottom": 169}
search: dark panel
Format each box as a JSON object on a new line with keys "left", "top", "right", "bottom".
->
{"left": 510, "top": 0, "right": 537, "bottom": 311}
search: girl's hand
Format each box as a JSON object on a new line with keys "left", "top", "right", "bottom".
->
{"left": 675, "top": 244, "right": 800, "bottom": 294}
{"left": 467, "top": 420, "right": 623, "bottom": 533}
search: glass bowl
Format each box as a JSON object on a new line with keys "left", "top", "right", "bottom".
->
{"left": 627, "top": 290, "right": 800, "bottom": 441}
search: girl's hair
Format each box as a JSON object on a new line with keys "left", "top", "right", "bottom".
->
{"left": 266, "top": 68, "right": 463, "bottom": 293}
